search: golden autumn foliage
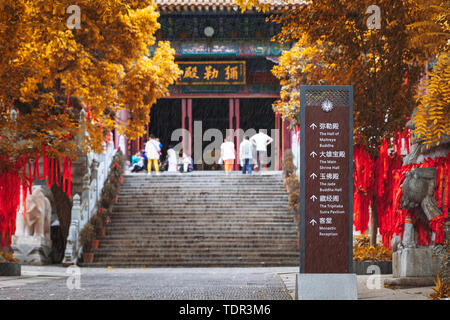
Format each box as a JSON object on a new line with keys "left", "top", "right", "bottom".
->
{"left": 353, "top": 235, "right": 392, "bottom": 261}
{"left": 409, "top": 1, "right": 449, "bottom": 147}
{"left": 0, "top": 0, "right": 182, "bottom": 163}
{"left": 236, "top": 0, "right": 439, "bottom": 155}
{"left": 414, "top": 52, "right": 450, "bottom": 147}
{"left": 429, "top": 274, "right": 450, "bottom": 300}
{"left": 0, "top": 250, "right": 16, "bottom": 263}
{"left": 272, "top": 36, "right": 324, "bottom": 125}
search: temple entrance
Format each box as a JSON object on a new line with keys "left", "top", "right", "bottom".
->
{"left": 192, "top": 99, "right": 229, "bottom": 170}
{"left": 141, "top": 97, "right": 278, "bottom": 170}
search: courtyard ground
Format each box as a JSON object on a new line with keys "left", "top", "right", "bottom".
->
{"left": 0, "top": 266, "right": 434, "bottom": 300}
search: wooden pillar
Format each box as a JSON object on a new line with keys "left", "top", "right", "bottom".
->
{"left": 275, "top": 113, "right": 283, "bottom": 170}
{"left": 228, "top": 98, "right": 234, "bottom": 139}
{"left": 187, "top": 98, "right": 193, "bottom": 156}
{"left": 234, "top": 99, "right": 240, "bottom": 170}
{"left": 281, "top": 120, "right": 291, "bottom": 166}
{"left": 121, "top": 110, "right": 130, "bottom": 159}
{"left": 228, "top": 99, "right": 234, "bottom": 171}
{"left": 275, "top": 112, "right": 280, "bottom": 170}
{"left": 181, "top": 99, "right": 186, "bottom": 154}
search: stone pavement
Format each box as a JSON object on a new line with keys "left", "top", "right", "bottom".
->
{"left": 0, "top": 266, "right": 435, "bottom": 300}
{"left": 0, "top": 266, "right": 293, "bottom": 300}
{"left": 279, "top": 272, "right": 434, "bottom": 300}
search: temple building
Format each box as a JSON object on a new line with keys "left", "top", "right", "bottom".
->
{"left": 126, "top": 0, "right": 303, "bottom": 170}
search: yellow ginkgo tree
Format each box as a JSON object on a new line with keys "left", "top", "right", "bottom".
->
{"left": 235, "top": 0, "right": 447, "bottom": 246}
{"left": 408, "top": 0, "right": 450, "bottom": 148}
{"left": 0, "top": 0, "right": 182, "bottom": 162}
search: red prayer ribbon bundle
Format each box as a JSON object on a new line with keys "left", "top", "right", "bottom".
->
{"left": 0, "top": 148, "right": 73, "bottom": 248}
{"left": 353, "top": 135, "right": 449, "bottom": 248}
{"left": 353, "top": 144, "right": 374, "bottom": 234}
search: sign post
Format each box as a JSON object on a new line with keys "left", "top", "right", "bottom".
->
{"left": 296, "top": 85, "right": 357, "bottom": 300}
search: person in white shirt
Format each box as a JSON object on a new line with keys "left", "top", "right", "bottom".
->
{"left": 167, "top": 148, "right": 178, "bottom": 172}
{"left": 239, "top": 136, "right": 253, "bottom": 174}
{"left": 220, "top": 137, "right": 235, "bottom": 174}
{"left": 250, "top": 130, "right": 273, "bottom": 171}
{"left": 145, "top": 135, "right": 161, "bottom": 174}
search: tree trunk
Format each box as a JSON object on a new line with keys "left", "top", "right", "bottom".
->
{"left": 369, "top": 193, "right": 378, "bottom": 246}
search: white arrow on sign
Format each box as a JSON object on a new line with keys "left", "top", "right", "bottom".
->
{"left": 309, "top": 219, "right": 317, "bottom": 226}
{"left": 310, "top": 151, "right": 317, "bottom": 158}
{"left": 310, "top": 195, "right": 317, "bottom": 202}
{"left": 310, "top": 123, "right": 317, "bottom": 130}
{"left": 310, "top": 173, "right": 317, "bottom": 180}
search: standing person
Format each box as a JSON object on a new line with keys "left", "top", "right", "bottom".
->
{"left": 167, "top": 147, "right": 178, "bottom": 172}
{"left": 140, "top": 149, "right": 148, "bottom": 172}
{"left": 220, "top": 137, "right": 235, "bottom": 175}
{"left": 250, "top": 129, "right": 273, "bottom": 172}
{"left": 239, "top": 136, "right": 253, "bottom": 175}
{"left": 145, "top": 135, "right": 161, "bottom": 175}
{"left": 156, "top": 138, "right": 163, "bottom": 160}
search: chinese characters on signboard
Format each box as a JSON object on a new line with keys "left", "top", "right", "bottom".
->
{"left": 176, "top": 61, "right": 246, "bottom": 85}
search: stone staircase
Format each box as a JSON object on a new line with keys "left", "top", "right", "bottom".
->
{"left": 82, "top": 172, "right": 299, "bottom": 267}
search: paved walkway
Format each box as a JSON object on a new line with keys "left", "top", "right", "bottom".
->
{"left": 279, "top": 272, "right": 434, "bottom": 300}
{"left": 0, "top": 266, "right": 294, "bottom": 300}
{"left": 0, "top": 266, "right": 435, "bottom": 300}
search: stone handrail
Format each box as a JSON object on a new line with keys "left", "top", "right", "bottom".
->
{"left": 62, "top": 139, "right": 116, "bottom": 266}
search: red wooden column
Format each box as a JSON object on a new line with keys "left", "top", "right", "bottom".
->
{"left": 121, "top": 110, "right": 130, "bottom": 159}
{"left": 234, "top": 99, "right": 240, "bottom": 170}
{"left": 228, "top": 99, "right": 234, "bottom": 138}
{"left": 282, "top": 119, "right": 290, "bottom": 163}
{"left": 187, "top": 98, "right": 193, "bottom": 156}
{"left": 276, "top": 113, "right": 282, "bottom": 170}
{"left": 284, "top": 120, "right": 291, "bottom": 154}
{"left": 181, "top": 99, "right": 186, "bottom": 154}
{"left": 228, "top": 99, "right": 235, "bottom": 171}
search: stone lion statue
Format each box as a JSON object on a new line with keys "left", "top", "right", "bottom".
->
{"left": 16, "top": 186, "right": 52, "bottom": 239}
{"left": 392, "top": 108, "right": 449, "bottom": 251}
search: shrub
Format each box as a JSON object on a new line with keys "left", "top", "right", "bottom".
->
{"left": 286, "top": 173, "right": 299, "bottom": 193}
{"left": 288, "top": 188, "right": 300, "bottom": 224}
{"left": 90, "top": 215, "right": 104, "bottom": 235}
{"left": 79, "top": 223, "right": 95, "bottom": 253}
{"left": 353, "top": 235, "right": 392, "bottom": 261}
{"left": 282, "top": 150, "right": 295, "bottom": 179}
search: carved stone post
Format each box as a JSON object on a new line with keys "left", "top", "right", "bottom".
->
{"left": 62, "top": 194, "right": 81, "bottom": 266}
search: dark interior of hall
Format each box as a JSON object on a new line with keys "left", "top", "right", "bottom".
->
{"left": 146, "top": 98, "right": 276, "bottom": 170}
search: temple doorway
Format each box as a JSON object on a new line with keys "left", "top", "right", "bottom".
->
{"left": 139, "top": 97, "right": 279, "bottom": 170}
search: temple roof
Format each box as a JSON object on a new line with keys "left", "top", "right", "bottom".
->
{"left": 154, "top": 0, "right": 305, "bottom": 13}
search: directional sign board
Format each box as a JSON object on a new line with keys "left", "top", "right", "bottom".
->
{"left": 299, "top": 86, "right": 353, "bottom": 274}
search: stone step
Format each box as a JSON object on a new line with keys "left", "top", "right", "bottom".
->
{"left": 94, "top": 238, "right": 297, "bottom": 246}
{"left": 94, "top": 234, "right": 298, "bottom": 241}
{"left": 110, "top": 210, "right": 290, "bottom": 215}
{"left": 91, "top": 252, "right": 298, "bottom": 258}
{"left": 116, "top": 194, "right": 287, "bottom": 198}
{"left": 114, "top": 201, "right": 288, "bottom": 206}
{"left": 103, "top": 230, "right": 296, "bottom": 236}
{"left": 105, "top": 222, "right": 295, "bottom": 227}
{"left": 109, "top": 215, "right": 294, "bottom": 220}
{"left": 81, "top": 260, "right": 299, "bottom": 268}
{"left": 92, "top": 255, "right": 299, "bottom": 261}
{"left": 86, "top": 172, "right": 297, "bottom": 267}
{"left": 112, "top": 204, "right": 289, "bottom": 209}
